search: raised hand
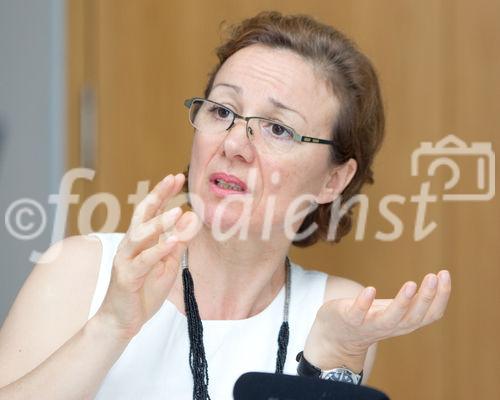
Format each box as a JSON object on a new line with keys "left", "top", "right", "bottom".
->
{"left": 96, "top": 173, "right": 200, "bottom": 340}
{"left": 304, "top": 270, "right": 451, "bottom": 370}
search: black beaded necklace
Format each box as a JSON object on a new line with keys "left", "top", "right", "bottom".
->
{"left": 181, "top": 248, "right": 292, "bottom": 400}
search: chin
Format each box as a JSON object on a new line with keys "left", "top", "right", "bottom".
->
{"left": 201, "top": 204, "right": 256, "bottom": 240}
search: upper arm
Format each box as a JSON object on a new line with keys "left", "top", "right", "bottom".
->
{"left": 0, "top": 235, "right": 102, "bottom": 387}
{"left": 323, "top": 275, "right": 377, "bottom": 384}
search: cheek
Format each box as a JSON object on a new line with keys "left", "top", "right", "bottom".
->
{"left": 258, "top": 164, "right": 304, "bottom": 224}
{"left": 259, "top": 160, "right": 288, "bottom": 198}
{"left": 266, "top": 155, "right": 316, "bottom": 200}
{"left": 188, "top": 134, "right": 217, "bottom": 188}
{"left": 265, "top": 158, "right": 326, "bottom": 222}
{"left": 189, "top": 134, "right": 206, "bottom": 166}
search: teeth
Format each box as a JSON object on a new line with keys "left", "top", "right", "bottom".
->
{"left": 215, "top": 179, "right": 243, "bottom": 191}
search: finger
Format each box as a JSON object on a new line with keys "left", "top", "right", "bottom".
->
{"left": 146, "top": 240, "right": 188, "bottom": 305}
{"left": 421, "top": 270, "right": 451, "bottom": 325}
{"left": 376, "top": 281, "right": 417, "bottom": 330}
{"left": 123, "top": 173, "right": 185, "bottom": 257}
{"left": 130, "top": 175, "right": 173, "bottom": 227}
{"left": 144, "top": 173, "right": 185, "bottom": 222}
{"left": 366, "top": 299, "right": 392, "bottom": 311}
{"left": 124, "top": 207, "right": 183, "bottom": 259}
{"left": 401, "top": 273, "right": 438, "bottom": 327}
{"left": 131, "top": 173, "right": 184, "bottom": 227}
{"left": 347, "top": 287, "right": 376, "bottom": 326}
{"left": 171, "top": 210, "right": 202, "bottom": 242}
{"left": 153, "top": 174, "right": 187, "bottom": 218}
{"left": 157, "top": 239, "right": 188, "bottom": 278}
{"left": 131, "top": 235, "right": 179, "bottom": 277}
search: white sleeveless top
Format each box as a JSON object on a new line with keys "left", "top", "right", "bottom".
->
{"left": 87, "top": 232, "right": 328, "bottom": 400}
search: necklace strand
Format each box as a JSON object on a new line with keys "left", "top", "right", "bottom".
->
{"left": 181, "top": 248, "right": 291, "bottom": 400}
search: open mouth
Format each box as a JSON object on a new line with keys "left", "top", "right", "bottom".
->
{"left": 209, "top": 173, "right": 249, "bottom": 195}
{"left": 213, "top": 178, "right": 245, "bottom": 192}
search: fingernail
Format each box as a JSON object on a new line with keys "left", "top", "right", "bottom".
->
{"left": 167, "top": 206, "right": 182, "bottom": 216}
{"left": 363, "top": 287, "right": 375, "bottom": 299}
{"left": 440, "top": 270, "right": 450, "bottom": 283}
{"left": 162, "top": 174, "right": 173, "bottom": 183}
{"left": 166, "top": 235, "right": 178, "bottom": 244}
{"left": 176, "top": 218, "right": 189, "bottom": 231}
{"left": 404, "top": 282, "right": 417, "bottom": 298}
{"left": 427, "top": 275, "right": 438, "bottom": 289}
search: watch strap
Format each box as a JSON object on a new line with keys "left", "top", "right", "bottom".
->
{"left": 296, "top": 351, "right": 321, "bottom": 378}
{"left": 296, "top": 351, "right": 363, "bottom": 385}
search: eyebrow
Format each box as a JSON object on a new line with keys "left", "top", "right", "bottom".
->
{"left": 212, "top": 83, "right": 242, "bottom": 93}
{"left": 268, "top": 97, "right": 307, "bottom": 124}
{"left": 211, "top": 82, "right": 307, "bottom": 123}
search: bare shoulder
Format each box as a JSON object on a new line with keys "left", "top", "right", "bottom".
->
{"left": 323, "top": 274, "right": 365, "bottom": 303}
{"left": 18, "top": 234, "right": 103, "bottom": 323}
{"left": 0, "top": 234, "right": 102, "bottom": 386}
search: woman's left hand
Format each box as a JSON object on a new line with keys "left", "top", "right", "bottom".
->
{"left": 304, "top": 270, "right": 451, "bottom": 371}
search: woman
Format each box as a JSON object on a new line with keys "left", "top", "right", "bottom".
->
{"left": 0, "top": 11, "right": 451, "bottom": 400}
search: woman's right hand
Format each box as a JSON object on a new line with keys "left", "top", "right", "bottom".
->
{"left": 96, "top": 173, "right": 199, "bottom": 340}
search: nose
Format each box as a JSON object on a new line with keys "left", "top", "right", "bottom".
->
{"left": 222, "top": 118, "right": 255, "bottom": 163}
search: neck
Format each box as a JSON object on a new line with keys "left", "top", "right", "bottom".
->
{"left": 168, "top": 224, "right": 291, "bottom": 320}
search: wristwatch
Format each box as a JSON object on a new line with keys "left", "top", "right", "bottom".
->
{"left": 296, "top": 351, "right": 363, "bottom": 385}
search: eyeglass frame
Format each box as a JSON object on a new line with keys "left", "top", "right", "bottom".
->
{"left": 184, "top": 97, "right": 335, "bottom": 146}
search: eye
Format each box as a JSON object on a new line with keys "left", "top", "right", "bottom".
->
{"left": 217, "top": 107, "right": 231, "bottom": 119}
{"left": 208, "top": 105, "right": 233, "bottom": 120}
{"left": 261, "top": 121, "right": 294, "bottom": 140}
{"left": 271, "top": 124, "right": 289, "bottom": 136}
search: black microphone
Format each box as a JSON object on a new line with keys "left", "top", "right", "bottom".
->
{"left": 234, "top": 372, "right": 390, "bottom": 400}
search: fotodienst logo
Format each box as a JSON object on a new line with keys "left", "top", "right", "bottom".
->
{"left": 3, "top": 134, "right": 496, "bottom": 263}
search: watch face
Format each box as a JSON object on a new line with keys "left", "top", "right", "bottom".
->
{"left": 323, "top": 369, "right": 355, "bottom": 384}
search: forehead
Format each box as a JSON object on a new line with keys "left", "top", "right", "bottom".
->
{"left": 211, "top": 44, "right": 339, "bottom": 134}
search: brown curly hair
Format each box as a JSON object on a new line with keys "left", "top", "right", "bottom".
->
{"left": 184, "top": 11, "right": 385, "bottom": 246}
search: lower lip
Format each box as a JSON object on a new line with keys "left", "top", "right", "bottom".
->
{"left": 209, "top": 181, "right": 247, "bottom": 197}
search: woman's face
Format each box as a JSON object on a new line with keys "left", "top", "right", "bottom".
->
{"left": 188, "top": 44, "right": 353, "bottom": 239}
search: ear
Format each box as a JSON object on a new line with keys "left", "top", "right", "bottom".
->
{"left": 315, "top": 158, "right": 357, "bottom": 204}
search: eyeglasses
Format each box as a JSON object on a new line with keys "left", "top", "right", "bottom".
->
{"left": 184, "top": 97, "right": 334, "bottom": 154}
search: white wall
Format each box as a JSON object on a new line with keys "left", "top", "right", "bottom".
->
{"left": 0, "top": 0, "right": 66, "bottom": 324}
